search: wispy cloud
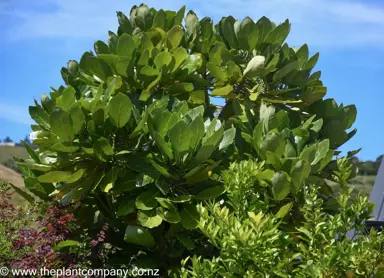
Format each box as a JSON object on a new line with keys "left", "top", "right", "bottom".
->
{"left": 0, "top": 102, "right": 33, "bottom": 125}
{"left": 2, "top": 0, "right": 384, "bottom": 48}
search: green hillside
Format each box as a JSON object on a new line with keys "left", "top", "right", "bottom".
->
{"left": 329, "top": 175, "right": 376, "bottom": 199}
{"left": 0, "top": 145, "right": 29, "bottom": 163}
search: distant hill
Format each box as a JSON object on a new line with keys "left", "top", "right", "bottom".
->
{"left": 0, "top": 164, "right": 24, "bottom": 187}
{"left": 0, "top": 145, "right": 29, "bottom": 164}
{"left": 329, "top": 175, "right": 376, "bottom": 199}
{"left": 0, "top": 164, "right": 27, "bottom": 205}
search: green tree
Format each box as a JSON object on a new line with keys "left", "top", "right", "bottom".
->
{"left": 3, "top": 136, "right": 13, "bottom": 143}
{"left": 16, "top": 4, "right": 383, "bottom": 276}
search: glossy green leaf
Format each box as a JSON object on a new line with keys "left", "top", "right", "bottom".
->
{"left": 167, "top": 25, "right": 184, "bottom": 49}
{"left": 219, "top": 127, "right": 236, "bottom": 150}
{"left": 238, "top": 17, "right": 258, "bottom": 50}
{"left": 41, "top": 93, "right": 54, "bottom": 114}
{"left": 196, "top": 127, "right": 224, "bottom": 163}
{"left": 117, "top": 33, "right": 135, "bottom": 58}
{"left": 303, "top": 52, "right": 319, "bottom": 70}
{"left": 266, "top": 151, "right": 282, "bottom": 170}
{"left": 138, "top": 210, "right": 163, "bottom": 228}
{"left": 61, "top": 86, "right": 76, "bottom": 111}
{"left": 172, "top": 47, "right": 188, "bottom": 72}
{"left": 117, "top": 198, "right": 136, "bottom": 216}
{"left": 243, "top": 55, "right": 265, "bottom": 77}
{"left": 312, "top": 139, "right": 330, "bottom": 166}
{"left": 152, "top": 131, "right": 173, "bottom": 160}
{"left": 38, "top": 171, "right": 73, "bottom": 183}
{"left": 212, "top": 85, "right": 233, "bottom": 96}
{"left": 69, "top": 103, "right": 85, "bottom": 134}
{"left": 29, "top": 104, "right": 50, "bottom": 130}
{"left": 195, "top": 185, "right": 225, "bottom": 200}
{"left": 273, "top": 60, "right": 298, "bottom": 82}
{"left": 21, "top": 140, "right": 41, "bottom": 163}
{"left": 168, "top": 121, "right": 192, "bottom": 162}
{"left": 50, "top": 108, "right": 74, "bottom": 142}
{"left": 155, "top": 197, "right": 176, "bottom": 209}
{"left": 185, "top": 10, "right": 199, "bottom": 38}
{"left": 171, "top": 195, "right": 192, "bottom": 203}
{"left": 108, "top": 93, "right": 133, "bottom": 128}
{"left": 296, "top": 44, "right": 309, "bottom": 67}
{"left": 157, "top": 207, "right": 181, "bottom": 223}
{"left": 108, "top": 31, "right": 119, "bottom": 54}
{"left": 51, "top": 142, "right": 78, "bottom": 153}
{"left": 154, "top": 52, "right": 172, "bottom": 69}
{"left": 260, "top": 133, "right": 285, "bottom": 158}
{"left": 94, "top": 138, "right": 114, "bottom": 161}
{"left": 124, "top": 225, "right": 155, "bottom": 247}
{"left": 221, "top": 16, "right": 238, "bottom": 49}
{"left": 94, "top": 41, "right": 110, "bottom": 54}
{"left": 135, "top": 4, "right": 153, "bottom": 31}
{"left": 117, "top": 11, "right": 133, "bottom": 35}
{"left": 180, "top": 203, "right": 200, "bottom": 229}
{"left": 140, "top": 66, "right": 160, "bottom": 77}
{"left": 136, "top": 189, "right": 159, "bottom": 210}
{"left": 291, "top": 160, "right": 310, "bottom": 194}
{"left": 275, "top": 202, "right": 293, "bottom": 219}
{"left": 272, "top": 172, "right": 291, "bottom": 201}
{"left": 181, "top": 54, "right": 202, "bottom": 73}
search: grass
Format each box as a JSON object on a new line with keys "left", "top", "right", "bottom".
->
{"left": 0, "top": 146, "right": 29, "bottom": 164}
{"left": 329, "top": 175, "right": 377, "bottom": 199}
{"left": 0, "top": 146, "right": 29, "bottom": 205}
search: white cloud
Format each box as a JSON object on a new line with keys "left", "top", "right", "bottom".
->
{"left": 0, "top": 102, "right": 33, "bottom": 125}
{"left": 2, "top": 0, "right": 384, "bottom": 49}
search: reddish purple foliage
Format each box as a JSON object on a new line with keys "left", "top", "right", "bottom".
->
{"left": 90, "top": 223, "right": 109, "bottom": 247}
{"left": 9, "top": 204, "right": 77, "bottom": 269}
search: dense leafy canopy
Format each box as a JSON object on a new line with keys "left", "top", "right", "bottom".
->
{"left": 17, "top": 3, "right": 379, "bottom": 276}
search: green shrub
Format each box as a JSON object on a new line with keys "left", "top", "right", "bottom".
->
{"left": 180, "top": 159, "right": 384, "bottom": 277}
{"left": 3, "top": 158, "right": 21, "bottom": 173}
{"left": 17, "top": 3, "right": 383, "bottom": 276}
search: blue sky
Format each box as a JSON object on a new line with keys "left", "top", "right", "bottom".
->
{"left": 1, "top": 0, "right": 384, "bottom": 161}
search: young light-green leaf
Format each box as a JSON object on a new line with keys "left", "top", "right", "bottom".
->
{"left": 38, "top": 171, "right": 73, "bottom": 183}
{"left": 211, "top": 85, "right": 233, "bottom": 96}
{"left": 275, "top": 202, "right": 293, "bottom": 219}
{"left": 138, "top": 210, "right": 163, "bottom": 228}
{"left": 243, "top": 55, "right": 265, "bottom": 76}
{"left": 167, "top": 25, "right": 184, "bottom": 49}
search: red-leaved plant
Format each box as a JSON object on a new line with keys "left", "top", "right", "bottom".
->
{"left": 0, "top": 180, "right": 78, "bottom": 270}
{"left": 10, "top": 205, "right": 76, "bottom": 269}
